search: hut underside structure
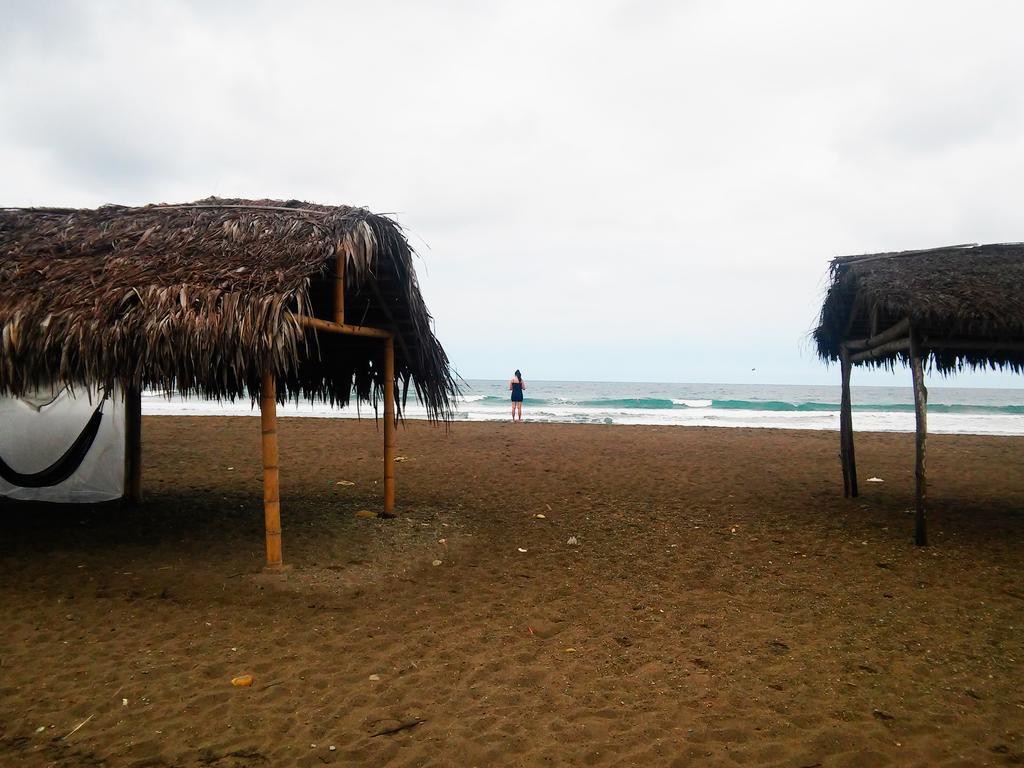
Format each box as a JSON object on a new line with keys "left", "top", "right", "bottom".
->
{"left": 815, "top": 243, "right": 1024, "bottom": 545}
{"left": 0, "top": 199, "right": 457, "bottom": 569}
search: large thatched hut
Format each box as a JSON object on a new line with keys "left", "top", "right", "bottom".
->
{"left": 814, "top": 243, "right": 1024, "bottom": 544}
{"left": 0, "top": 198, "right": 457, "bottom": 568}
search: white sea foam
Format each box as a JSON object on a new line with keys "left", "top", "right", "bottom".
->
{"left": 141, "top": 382, "right": 1024, "bottom": 436}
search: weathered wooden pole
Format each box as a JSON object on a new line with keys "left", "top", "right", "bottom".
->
{"left": 909, "top": 333, "right": 928, "bottom": 546}
{"left": 840, "top": 348, "right": 858, "bottom": 498}
{"left": 839, "top": 351, "right": 851, "bottom": 496}
{"left": 260, "top": 371, "right": 283, "bottom": 568}
{"left": 383, "top": 336, "right": 396, "bottom": 517}
{"left": 124, "top": 384, "right": 143, "bottom": 504}
{"left": 839, "top": 391, "right": 850, "bottom": 496}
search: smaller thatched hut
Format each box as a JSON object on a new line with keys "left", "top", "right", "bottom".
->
{"left": 0, "top": 198, "right": 458, "bottom": 568}
{"left": 814, "top": 243, "right": 1024, "bottom": 544}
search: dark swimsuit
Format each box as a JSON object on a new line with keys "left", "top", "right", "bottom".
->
{"left": 511, "top": 381, "right": 524, "bottom": 402}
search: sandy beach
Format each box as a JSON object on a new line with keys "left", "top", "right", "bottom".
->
{"left": 1, "top": 417, "right": 1023, "bottom": 767}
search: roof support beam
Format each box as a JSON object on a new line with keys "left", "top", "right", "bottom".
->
{"left": 843, "top": 317, "right": 911, "bottom": 352}
{"left": 924, "top": 339, "right": 1024, "bottom": 352}
{"left": 849, "top": 337, "right": 910, "bottom": 364}
{"left": 292, "top": 314, "right": 391, "bottom": 339}
{"left": 850, "top": 333, "right": 1024, "bottom": 363}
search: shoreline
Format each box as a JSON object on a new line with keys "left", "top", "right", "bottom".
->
{"left": 138, "top": 406, "right": 1024, "bottom": 437}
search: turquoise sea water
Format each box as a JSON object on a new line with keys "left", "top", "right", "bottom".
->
{"left": 446, "top": 380, "right": 1024, "bottom": 434}
{"left": 142, "top": 380, "right": 1024, "bottom": 436}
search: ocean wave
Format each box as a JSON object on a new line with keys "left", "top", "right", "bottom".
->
{"left": 454, "top": 393, "right": 1024, "bottom": 415}
{"left": 136, "top": 380, "right": 1024, "bottom": 436}
{"left": 710, "top": 399, "right": 1024, "bottom": 414}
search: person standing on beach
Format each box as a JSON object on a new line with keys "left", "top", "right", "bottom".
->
{"left": 509, "top": 369, "right": 526, "bottom": 421}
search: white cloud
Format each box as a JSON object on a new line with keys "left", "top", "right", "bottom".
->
{"left": 2, "top": 0, "right": 1023, "bottom": 386}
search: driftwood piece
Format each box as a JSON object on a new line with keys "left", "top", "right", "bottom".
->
{"left": 63, "top": 714, "right": 94, "bottom": 740}
{"left": 371, "top": 718, "right": 426, "bottom": 737}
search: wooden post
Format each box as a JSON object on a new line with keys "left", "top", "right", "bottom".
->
{"left": 840, "top": 349, "right": 858, "bottom": 498}
{"left": 260, "top": 371, "right": 283, "bottom": 568}
{"left": 335, "top": 249, "right": 345, "bottom": 324}
{"left": 383, "top": 336, "right": 396, "bottom": 517}
{"left": 839, "top": 366, "right": 850, "bottom": 498}
{"left": 910, "top": 333, "right": 928, "bottom": 546}
{"left": 124, "top": 384, "right": 143, "bottom": 505}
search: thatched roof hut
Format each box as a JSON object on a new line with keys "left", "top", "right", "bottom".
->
{"left": 813, "top": 243, "right": 1024, "bottom": 545}
{"left": 815, "top": 243, "right": 1024, "bottom": 373}
{"left": 0, "top": 198, "right": 458, "bottom": 569}
{"left": 0, "top": 198, "right": 456, "bottom": 417}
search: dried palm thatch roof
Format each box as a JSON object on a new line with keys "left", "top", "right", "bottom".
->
{"left": 815, "top": 243, "right": 1024, "bottom": 373}
{"left": 0, "top": 198, "right": 457, "bottom": 419}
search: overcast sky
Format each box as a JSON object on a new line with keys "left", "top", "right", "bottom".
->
{"left": 3, "top": 1, "right": 1023, "bottom": 388}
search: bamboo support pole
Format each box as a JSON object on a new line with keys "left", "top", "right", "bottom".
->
{"left": 260, "top": 371, "right": 283, "bottom": 568}
{"left": 124, "top": 384, "right": 143, "bottom": 504}
{"left": 910, "top": 334, "right": 928, "bottom": 546}
{"left": 839, "top": 362, "right": 850, "bottom": 497}
{"left": 383, "top": 336, "right": 396, "bottom": 517}
{"left": 284, "top": 310, "right": 399, "bottom": 521}
{"left": 840, "top": 349, "right": 858, "bottom": 497}
{"left": 335, "top": 249, "right": 345, "bottom": 324}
